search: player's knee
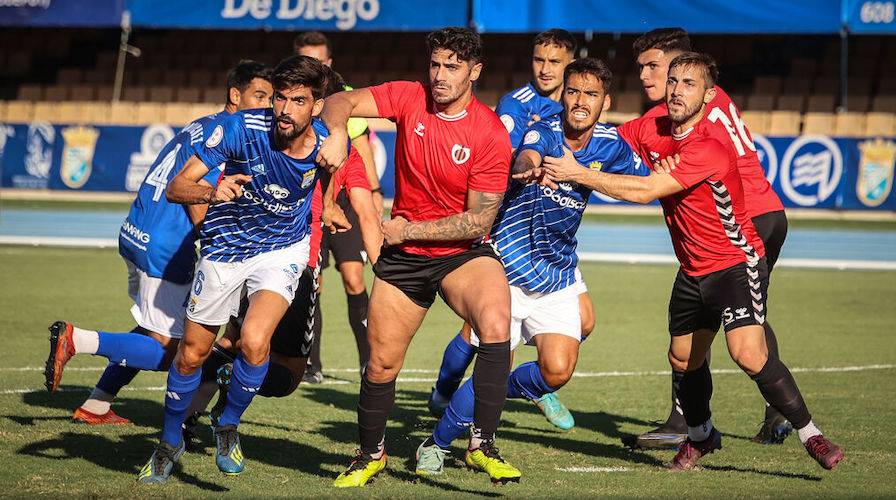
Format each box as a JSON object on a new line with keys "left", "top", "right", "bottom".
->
{"left": 471, "top": 310, "right": 510, "bottom": 344}
{"left": 730, "top": 347, "right": 768, "bottom": 376}
{"left": 668, "top": 349, "right": 691, "bottom": 373}
{"left": 540, "top": 359, "right": 574, "bottom": 388}
{"left": 341, "top": 273, "right": 366, "bottom": 295}
{"left": 364, "top": 357, "right": 399, "bottom": 383}
{"left": 239, "top": 336, "right": 271, "bottom": 365}
{"left": 176, "top": 346, "right": 208, "bottom": 373}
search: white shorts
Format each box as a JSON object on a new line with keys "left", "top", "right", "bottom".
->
{"left": 125, "top": 259, "right": 190, "bottom": 339}
{"left": 186, "top": 238, "right": 310, "bottom": 326}
{"left": 571, "top": 266, "right": 588, "bottom": 295}
{"left": 471, "top": 284, "right": 581, "bottom": 350}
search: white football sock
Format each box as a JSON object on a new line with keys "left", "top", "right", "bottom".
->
{"left": 72, "top": 327, "right": 99, "bottom": 354}
{"left": 80, "top": 387, "right": 113, "bottom": 415}
{"left": 797, "top": 421, "right": 822, "bottom": 444}
{"left": 688, "top": 418, "right": 714, "bottom": 442}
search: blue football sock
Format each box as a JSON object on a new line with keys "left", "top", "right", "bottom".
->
{"left": 161, "top": 365, "right": 201, "bottom": 447}
{"left": 434, "top": 332, "right": 475, "bottom": 399}
{"left": 95, "top": 331, "right": 165, "bottom": 371}
{"left": 507, "top": 361, "right": 555, "bottom": 400}
{"left": 433, "top": 377, "right": 475, "bottom": 449}
{"left": 217, "top": 354, "right": 269, "bottom": 427}
{"left": 94, "top": 362, "right": 140, "bottom": 396}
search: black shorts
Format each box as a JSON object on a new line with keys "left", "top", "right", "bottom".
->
{"left": 668, "top": 259, "right": 769, "bottom": 336}
{"left": 319, "top": 191, "right": 365, "bottom": 269}
{"left": 752, "top": 210, "right": 788, "bottom": 273}
{"left": 231, "top": 266, "right": 319, "bottom": 358}
{"left": 373, "top": 243, "right": 499, "bottom": 309}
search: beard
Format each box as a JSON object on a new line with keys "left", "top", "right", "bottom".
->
{"left": 430, "top": 81, "right": 466, "bottom": 105}
{"left": 273, "top": 117, "right": 304, "bottom": 149}
{"left": 668, "top": 100, "right": 702, "bottom": 124}
{"left": 564, "top": 108, "right": 596, "bottom": 132}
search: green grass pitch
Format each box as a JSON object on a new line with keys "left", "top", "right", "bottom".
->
{"left": 0, "top": 245, "right": 894, "bottom": 497}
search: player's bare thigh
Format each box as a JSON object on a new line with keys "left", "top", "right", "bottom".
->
{"left": 365, "top": 276, "right": 428, "bottom": 383}
{"left": 668, "top": 328, "right": 716, "bottom": 372}
{"left": 725, "top": 324, "right": 768, "bottom": 375}
{"left": 240, "top": 290, "right": 290, "bottom": 365}
{"left": 533, "top": 333, "right": 581, "bottom": 388}
{"left": 144, "top": 330, "right": 180, "bottom": 369}
{"left": 174, "top": 320, "right": 220, "bottom": 373}
{"left": 440, "top": 256, "right": 510, "bottom": 344}
{"left": 578, "top": 292, "right": 596, "bottom": 338}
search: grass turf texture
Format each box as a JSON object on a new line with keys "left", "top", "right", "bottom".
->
{"left": 0, "top": 245, "right": 894, "bottom": 497}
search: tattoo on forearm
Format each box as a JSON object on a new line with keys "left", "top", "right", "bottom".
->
{"left": 401, "top": 191, "right": 504, "bottom": 242}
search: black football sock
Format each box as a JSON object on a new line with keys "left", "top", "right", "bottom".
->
{"left": 751, "top": 357, "right": 812, "bottom": 429}
{"left": 200, "top": 344, "right": 236, "bottom": 383}
{"left": 258, "top": 361, "right": 297, "bottom": 398}
{"left": 347, "top": 291, "right": 370, "bottom": 369}
{"left": 662, "top": 370, "right": 688, "bottom": 432}
{"left": 677, "top": 360, "right": 713, "bottom": 428}
{"left": 357, "top": 375, "right": 395, "bottom": 455}
{"left": 471, "top": 340, "right": 511, "bottom": 442}
{"left": 309, "top": 303, "right": 323, "bottom": 371}
{"left": 762, "top": 322, "right": 787, "bottom": 421}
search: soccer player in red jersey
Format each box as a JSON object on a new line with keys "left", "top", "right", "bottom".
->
{"left": 317, "top": 27, "right": 515, "bottom": 487}
{"left": 543, "top": 52, "right": 843, "bottom": 471}
{"left": 617, "top": 28, "right": 793, "bottom": 449}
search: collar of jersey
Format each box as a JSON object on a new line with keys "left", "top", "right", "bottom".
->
{"left": 672, "top": 126, "right": 694, "bottom": 141}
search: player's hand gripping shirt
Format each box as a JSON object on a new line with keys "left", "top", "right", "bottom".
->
{"left": 119, "top": 112, "right": 225, "bottom": 284}
{"left": 495, "top": 82, "right": 564, "bottom": 148}
{"left": 663, "top": 120, "right": 766, "bottom": 276}
{"left": 494, "top": 118, "right": 644, "bottom": 293}
{"left": 617, "top": 86, "right": 783, "bottom": 219}
{"left": 194, "top": 108, "right": 328, "bottom": 262}
{"left": 369, "top": 81, "right": 511, "bottom": 257}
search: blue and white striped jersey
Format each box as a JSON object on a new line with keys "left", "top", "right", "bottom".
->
{"left": 492, "top": 117, "right": 645, "bottom": 292}
{"left": 119, "top": 112, "right": 225, "bottom": 284}
{"left": 495, "top": 83, "right": 563, "bottom": 148}
{"left": 194, "top": 108, "right": 326, "bottom": 262}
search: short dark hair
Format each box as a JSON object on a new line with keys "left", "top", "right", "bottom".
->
{"left": 225, "top": 59, "right": 272, "bottom": 100}
{"left": 321, "top": 65, "right": 347, "bottom": 98}
{"left": 293, "top": 31, "right": 332, "bottom": 58}
{"left": 426, "top": 27, "right": 482, "bottom": 63}
{"left": 533, "top": 28, "right": 577, "bottom": 55}
{"left": 564, "top": 57, "right": 613, "bottom": 92}
{"left": 271, "top": 55, "right": 329, "bottom": 100}
{"left": 632, "top": 28, "right": 691, "bottom": 56}
{"left": 669, "top": 52, "right": 719, "bottom": 88}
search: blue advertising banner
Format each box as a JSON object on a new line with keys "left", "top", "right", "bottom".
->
{"left": 1, "top": 121, "right": 894, "bottom": 210}
{"left": 844, "top": 0, "right": 896, "bottom": 33}
{"left": 0, "top": 0, "right": 122, "bottom": 27}
{"left": 473, "top": 0, "right": 842, "bottom": 34}
{"left": 126, "top": 0, "right": 468, "bottom": 31}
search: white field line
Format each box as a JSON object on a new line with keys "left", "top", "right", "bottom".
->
{"left": 555, "top": 466, "right": 630, "bottom": 473}
{"left": 2, "top": 363, "right": 892, "bottom": 395}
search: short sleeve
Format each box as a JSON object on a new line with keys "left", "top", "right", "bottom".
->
{"left": 194, "top": 113, "right": 242, "bottom": 170}
{"left": 600, "top": 137, "right": 646, "bottom": 177}
{"left": 495, "top": 96, "right": 529, "bottom": 148}
{"left": 369, "top": 81, "right": 421, "bottom": 122}
{"left": 468, "top": 123, "right": 512, "bottom": 194}
{"left": 515, "top": 121, "right": 560, "bottom": 159}
{"left": 669, "top": 138, "right": 728, "bottom": 190}
{"left": 336, "top": 146, "right": 371, "bottom": 192}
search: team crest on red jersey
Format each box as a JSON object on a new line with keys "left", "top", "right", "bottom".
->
{"left": 451, "top": 144, "right": 471, "bottom": 165}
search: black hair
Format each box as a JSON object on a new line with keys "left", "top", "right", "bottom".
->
{"left": 425, "top": 26, "right": 482, "bottom": 63}
{"left": 293, "top": 31, "right": 332, "bottom": 58}
{"left": 225, "top": 59, "right": 272, "bottom": 102}
{"left": 533, "top": 28, "right": 577, "bottom": 55}
{"left": 632, "top": 28, "right": 691, "bottom": 56}
{"left": 668, "top": 51, "right": 719, "bottom": 87}
{"left": 563, "top": 57, "right": 613, "bottom": 92}
{"left": 271, "top": 55, "right": 329, "bottom": 100}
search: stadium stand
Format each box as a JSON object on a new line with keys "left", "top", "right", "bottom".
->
{"left": 0, "top": 28, "right": 893, "bottom": 132}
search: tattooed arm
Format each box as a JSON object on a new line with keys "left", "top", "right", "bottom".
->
{"left": 381, "top": 189, "right": 504, "bottom": 245}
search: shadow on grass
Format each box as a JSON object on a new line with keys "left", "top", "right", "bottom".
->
{"left": 18, "top": 387, "right": 165, "bottom": 428}
{"left": 703, "top": 464, "right": 822, "bottom": 481}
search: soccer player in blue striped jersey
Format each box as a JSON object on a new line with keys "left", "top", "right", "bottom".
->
{"left": 415, "top": 58, "right": 646, "bottom": 477}
{"left": 135, "top": 55, "right": 345, "bottom": 484}
{"left": 43, "top": 60, "right": 272, "bottom": 425}
{"left": 428, "top": 29, "right": 593, "bottom": 431}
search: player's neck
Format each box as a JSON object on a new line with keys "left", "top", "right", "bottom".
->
{"left": 433, "top": 88, "right": 473, "bottom": 116}
{"left": 671, "top": 105, "right": 706, "bottom": 137}
{"left": 543, "top": 85, "right": 563, "bottom": 103}
{"left": 223, "top": 103, "right": 238, "bottom": 114}
{"left": 280, "top": 126, "right": 318, "bottom": 159}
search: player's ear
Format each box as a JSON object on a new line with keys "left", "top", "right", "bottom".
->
{"left": 469, "top": 61, "right": 483, "bottom": 83}
{"left": 312, "top": 97, "right": 325, "bottom": 117}
{"left": 703, "top": 86, "right": 716, "bottom": 104}
{"left": 602, "top": 94, "right": 611, "bottom": 112}
{"left": 228, "top": 87, "right": 241, "bottom": 108}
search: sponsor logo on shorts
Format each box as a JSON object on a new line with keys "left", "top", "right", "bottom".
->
{"left": 188, "top": 296, "right": 197, "bottom": 313}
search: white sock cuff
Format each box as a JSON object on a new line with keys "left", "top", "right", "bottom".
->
{"left": 72, "top": 327, "right": 99, "bottom": 355}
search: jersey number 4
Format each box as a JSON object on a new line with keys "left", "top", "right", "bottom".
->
{"left": 146, "top": 144, "right": 182, "bottom": 202}
{"left": 707, "top": 104, "right": 755, "bottom": 158}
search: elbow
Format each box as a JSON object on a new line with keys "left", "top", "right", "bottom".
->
{"left": 630, "top": 192, "right": 656, "bottom": 205}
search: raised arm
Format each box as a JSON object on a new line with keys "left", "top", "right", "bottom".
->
{"left": 381, "top": 189, "right": 504, "bottom": 245}
{"left": 317, "top": 88, "right": 381, "bottom": 172}
{"left": 167, "top": 155, "right": 251, "bottom": 205}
